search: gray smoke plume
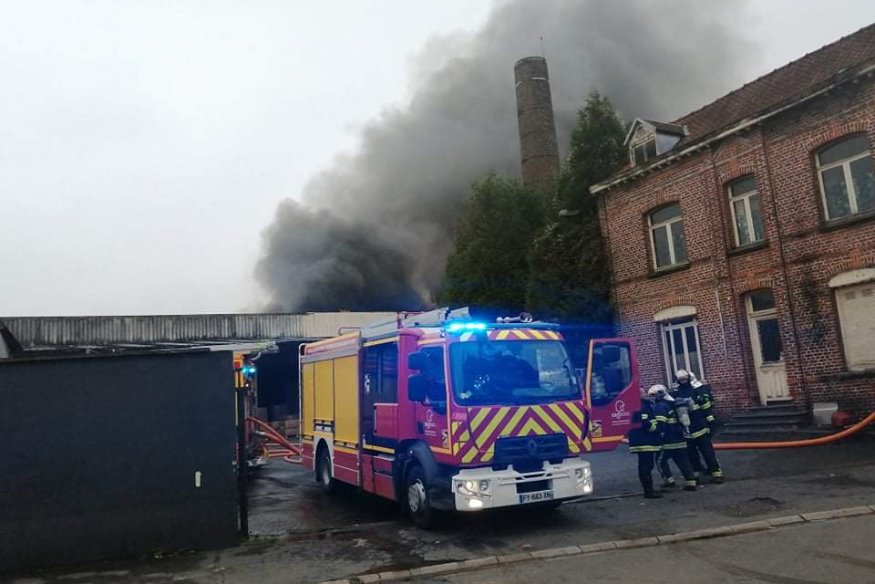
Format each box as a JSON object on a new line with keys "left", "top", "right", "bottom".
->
{"left": 256, "top": 0, "right": 755, "bottom": 311}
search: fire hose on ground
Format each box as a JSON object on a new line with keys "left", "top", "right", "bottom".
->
{"left": 247, "top": 416, "right": 303, "bottom": 464}
{"left": 713, "top": 411, "right": 875, "bottom": 450}
{"left": 247, "top": 411, "right": 875, "bottom": 466}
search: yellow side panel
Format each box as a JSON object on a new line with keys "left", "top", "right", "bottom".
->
{"left": 301, "top": 363, "right": 316, "bottom": 436}
{"left": 314, "top": 360, "right": 335, "bottom": 422}
{"left": 333, "top": 356, "right": 359, "bottom": 445}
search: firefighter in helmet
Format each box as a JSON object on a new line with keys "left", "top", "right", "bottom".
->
{"left": 629, "top": 385, "right": 666, "bottom": 498}
{"left": 675, "top": 369, "right": 724, "bottom": 483}
{"left": 653, "top": 383, "right": 699, "bottom": 491}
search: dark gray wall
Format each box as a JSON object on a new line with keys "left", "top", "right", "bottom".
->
{"left": 255, "top": 340, "right": 302, "bottom": 416}
{"left": 0, "top": 350, "right": 238, "bottom": 573}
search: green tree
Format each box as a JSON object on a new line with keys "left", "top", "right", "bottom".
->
{"left": 527, "top": 91, "right": 626, "bottom": 357}
{"left": 441, "top": 174, "right": 545, "bottom": 311}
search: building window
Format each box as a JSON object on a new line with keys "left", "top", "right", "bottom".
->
{"left": 660, "top": 317, "right": 704, "bottom": 383}
{"left": 632, "top": 139, "right": 658, "bottom": 166}
{"left": 817, "top": 134, "right": 875, "bottom": 221}
{"left": 729, "top": 176, "right": 765, "bottom": 246}
{"left": 834, "top": 282, "right": 875, "bottom": 371}
{"left": 648, "top": 204, "right": 688, "bottom": 270}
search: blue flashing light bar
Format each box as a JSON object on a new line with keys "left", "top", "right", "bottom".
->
{"left": 445, "top": 321, "right": 488, "bottom": 333}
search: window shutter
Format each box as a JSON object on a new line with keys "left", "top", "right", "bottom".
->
{"left": 836, "top": 283, "right": 875, "bottom": 370}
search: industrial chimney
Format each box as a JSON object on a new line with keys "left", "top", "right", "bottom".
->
{"left": 514, "top": 56, "right": 560, "bottom": 190}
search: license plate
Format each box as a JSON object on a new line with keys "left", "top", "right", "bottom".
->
{"left": 519, "top": 490, "right": 554, "bottom": 504}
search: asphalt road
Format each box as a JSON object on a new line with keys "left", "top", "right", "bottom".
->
{"left": 429, "top": 515, "right": 875, "bottom": 584}
{"left": 6, "top": 436, "right": 875, "bottom": 584}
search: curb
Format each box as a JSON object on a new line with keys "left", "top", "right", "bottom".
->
{"left": 323, "top": 504, "right": 875, "bottom": 583}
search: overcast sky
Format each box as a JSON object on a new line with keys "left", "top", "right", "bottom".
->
{"left": 1, "top": 1, "right": 873, "bottom": 316}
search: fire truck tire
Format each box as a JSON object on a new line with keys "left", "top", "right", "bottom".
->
{"left": 317, "top": 446, "right": 338, "bottom": 495}
{"left": 405, "top": 465, "right": 437, "bottom": 529}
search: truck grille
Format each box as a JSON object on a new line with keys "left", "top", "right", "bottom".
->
{"left": 493, "top": 433, "right": 568, "bottom": 468}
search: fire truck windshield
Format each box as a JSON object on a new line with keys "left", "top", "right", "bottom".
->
{"left": 449, "top": 340, "right": 580, "bottom": 406}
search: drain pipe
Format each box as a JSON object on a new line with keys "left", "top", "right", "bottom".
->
{"left": 715, "top": 289, "right": 727, "bottom": 357}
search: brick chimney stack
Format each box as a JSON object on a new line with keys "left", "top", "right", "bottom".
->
{"left": 514, "top": 56, "right": 560, "bottom": 190}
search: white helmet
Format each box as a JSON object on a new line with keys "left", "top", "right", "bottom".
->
{"left": 647, "top": 384, "right": 674, "bottom": 401}
{"left": 675, "top": 369, "right": 691, "bottom": 382}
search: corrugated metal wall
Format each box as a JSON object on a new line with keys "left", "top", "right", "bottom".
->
{"left": 1, "top": 312, "right": 399, "bottom": 347}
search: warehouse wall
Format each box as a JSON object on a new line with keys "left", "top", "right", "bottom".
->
{"left": 0, "top": 350, "right": 238, "bottom": 573}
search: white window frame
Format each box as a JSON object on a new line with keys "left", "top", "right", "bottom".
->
{"left": 728, "top": 177, "right": 763, "bottom": 247}
{"left": 630, "top": 138, "right": 657, "bottom": 167}
{"left": 833, "top": 282, "right": 875, "bottom": 372}
{"left": 816, "top": 136, "right": 872, "bottom": 220}
{"left": 648, "top": 205, "right": 685, "bottom": 270}
{"left": 660, "top": 318, "right": 705, "bottom": 384}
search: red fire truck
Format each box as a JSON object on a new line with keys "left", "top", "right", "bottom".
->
{"left": 299, "top": 308, "right": 638, "bottom": 527}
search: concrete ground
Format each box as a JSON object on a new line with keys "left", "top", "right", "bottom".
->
{"left": 6, "top": 436, "right": 875, "bottom": 584}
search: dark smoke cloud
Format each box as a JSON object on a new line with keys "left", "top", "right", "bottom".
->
{"left": 256, "top": 0, "right": 755, "bottom": 311}
{"left": 258, "top": 200, "right": 422, "bottom": 311}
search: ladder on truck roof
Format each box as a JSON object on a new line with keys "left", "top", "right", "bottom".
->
{"left": 360, "top": 307, "right": 471, "bottom": 340}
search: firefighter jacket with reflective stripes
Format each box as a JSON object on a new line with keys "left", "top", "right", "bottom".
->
{"left": 629, "top": 402, "right": 663, "bottom": 453}
{"left": 661, "top": 401, "right": 690, "bottom": 450}
{"left": 674, "top": 383, "right": 716, "bottom": 439}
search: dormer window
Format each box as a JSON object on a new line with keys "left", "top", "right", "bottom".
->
{"left": 633, "top": 139, "right": 658, "bottom": 166}
{"left": 625, "top": 118, "right": 687, "bottom": 167}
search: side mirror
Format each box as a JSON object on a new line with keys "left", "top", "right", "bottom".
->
{"left": 408, "top": 374, "right": 429, "bottom": 403}
{"left": 408, "top": 351, "right": 428, "bottom": 371}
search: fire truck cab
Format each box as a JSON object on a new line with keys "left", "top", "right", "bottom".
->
{"left": 299, "top": 308, "right": 637, "bottom": 528}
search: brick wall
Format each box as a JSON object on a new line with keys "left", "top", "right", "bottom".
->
{"left": 600, "top": 77, "right": 875, "bottom": 418}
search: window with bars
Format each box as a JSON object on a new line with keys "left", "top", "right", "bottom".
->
{"left": 728, "top": 176, "right": 765, "bottom": 246}
{"left": 648, "top": 204, "right": 688, "bottom": 270}
{"left": 816, "top": 135, "right": 875, "bottom": 221}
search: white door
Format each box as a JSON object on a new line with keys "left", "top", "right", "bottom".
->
{"left": 746, "top": 291, "right": 790, "bottom": 403}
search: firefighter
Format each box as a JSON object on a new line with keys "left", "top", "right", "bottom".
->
{"left": 629, "top": 385, "right": 665, "bottom": 499}
{"left": 675, "top": 369, "right": 724, "bottom": 483}
{"left": 653, "top": 385, "right": 699, "bottom": 491}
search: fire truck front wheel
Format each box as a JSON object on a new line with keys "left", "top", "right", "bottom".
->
{"left": 405, "top": 465, "right": 437, "bottom": 529}
{"left": 317, "top": 445, "right": 338, "bottom": 495}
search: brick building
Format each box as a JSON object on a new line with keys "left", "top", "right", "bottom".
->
{"left": 590, "top": 24, "right": 875, "bottom": 419}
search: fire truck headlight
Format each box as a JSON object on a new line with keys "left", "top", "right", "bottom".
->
{"left": 468, "top": 498, "right": 484, "bottom": 509}
{"left": 575, "top": 465, "right": 593, "bottom": 493}
{"left": 479, "top": 480, "right": 490, "bottom": 492}
{"left": 457, "top": 480, "right": 478, "bottom": 496}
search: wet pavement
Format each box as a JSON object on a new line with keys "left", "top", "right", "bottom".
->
{"left": 6, "top": 436, "right": 875, "bottom": 584}
{"left": 430, "top": 515, "right": 875, "bottom": 584}
{"left": 247, "top": 436, "right": 875, "bottom": 537}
